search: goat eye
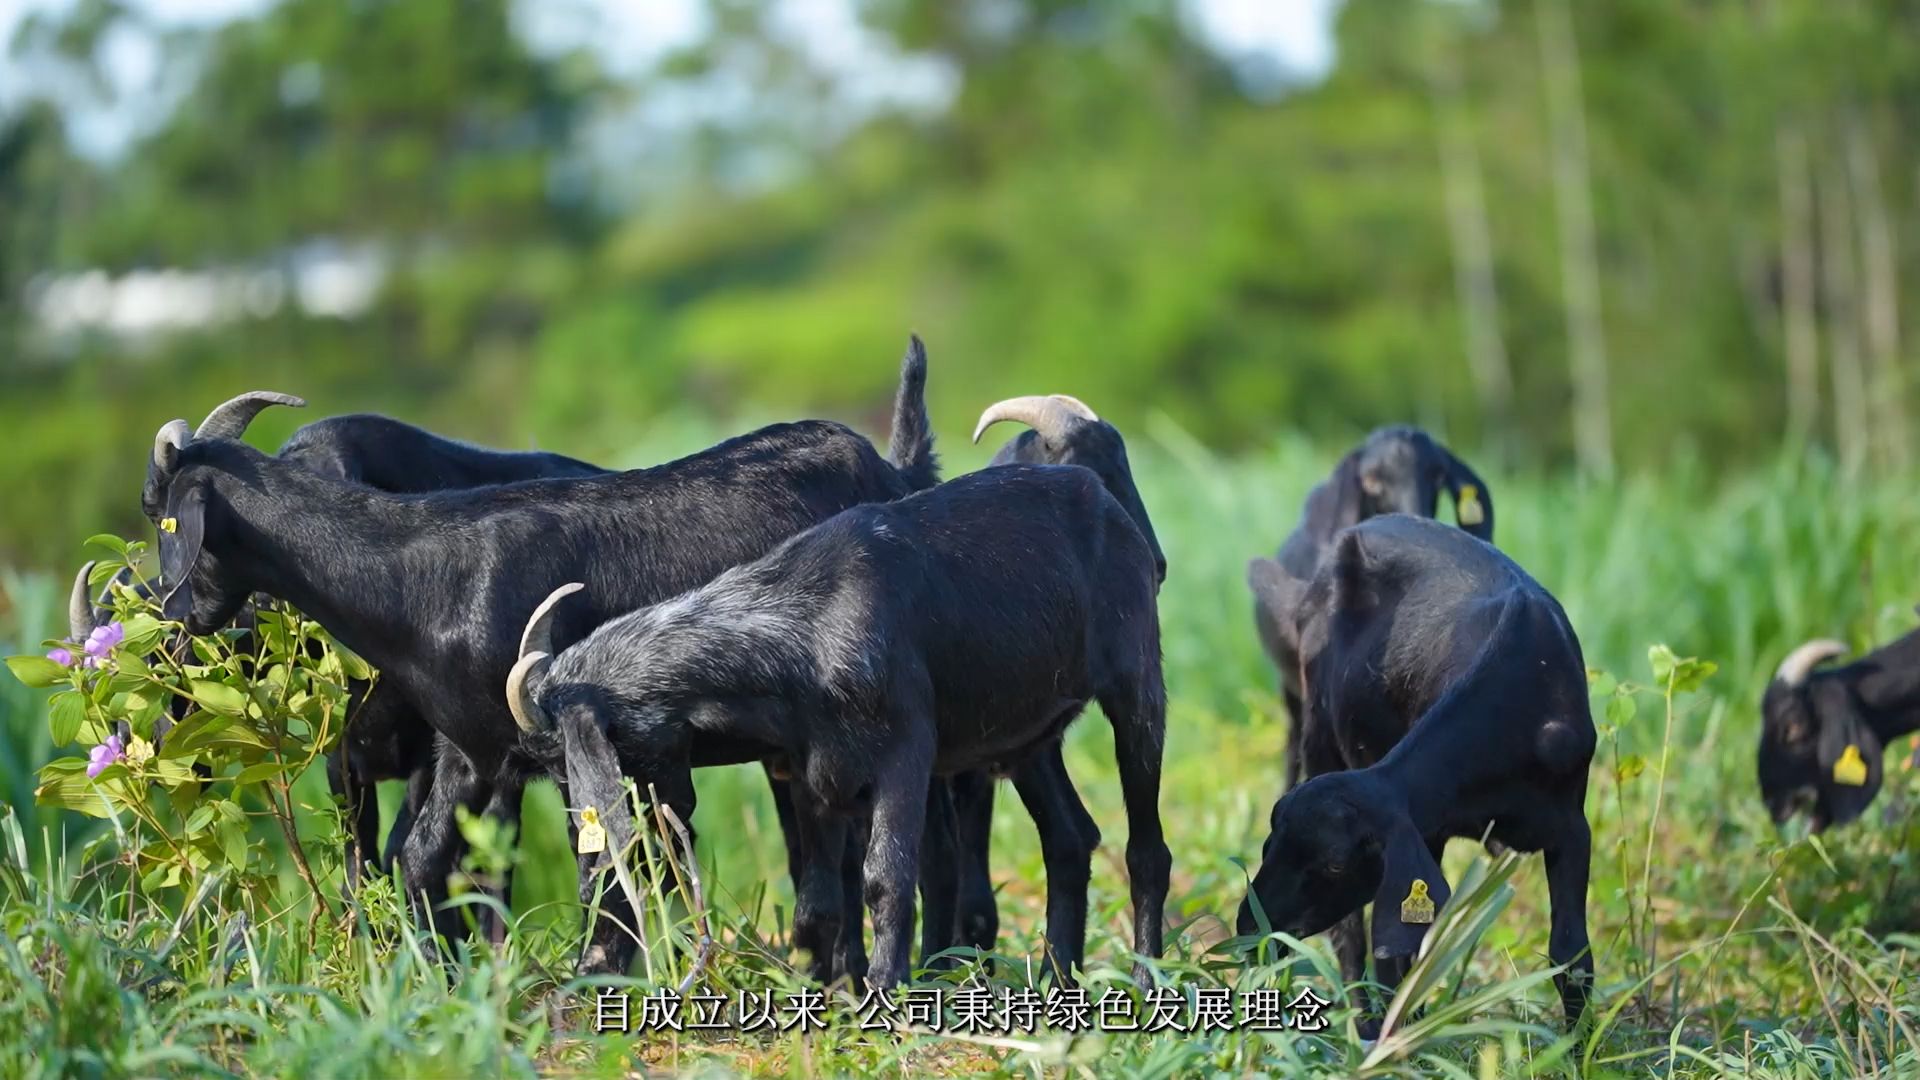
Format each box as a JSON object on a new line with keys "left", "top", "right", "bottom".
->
{"left": 1324, "top": 861, "right": 1345, "bottom": 876}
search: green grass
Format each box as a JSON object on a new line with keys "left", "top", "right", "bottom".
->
{"left": 2, "top": 424, "right": 1919, "bottom": 1077}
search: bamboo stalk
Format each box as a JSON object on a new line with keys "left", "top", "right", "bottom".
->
{"left": 1535, "top": 0, "right": 1614, "bottom": 480}
{"left": 1776, "top": 125, "right": 1820, "bottom": 443}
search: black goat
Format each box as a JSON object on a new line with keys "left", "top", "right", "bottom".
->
{"left": 1758, "top": 631, "right": 1920, "bottom": 831}
{"left": 913, "top": 394, "right": 1168, "bottom": 974}
{"left": 278, "top": 411, "right": 609, "bottom": 883}
{"left": 1248, "top": 426, "right": 1494, "bottom": 788}
{"left": 1238, "top": 514, "right": 1594, "bottom": 1025}
{"left": 138, "top": 341, "right": 937, "bottom": 964}
{"left": 507, "top": 464, "right": 1169, "bottom": 988}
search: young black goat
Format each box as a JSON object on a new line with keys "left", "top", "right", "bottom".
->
{"left": 1247, "top": 426, "right": 1494, "bottom": 788}
{"left": 1238, "top": 514, "right": 1594, "bottom": 1025}
{"left": 507, "top": 464, "right": 1169, "bottom": 988}
{"left": 910, "top": 394, "right": 1168, "bottom": 974}
{"left": 1758, "top": 631, "right": 1920, "bottom": 831}
{"left": 139, "top": 341, "right": 937, "bottom": 963}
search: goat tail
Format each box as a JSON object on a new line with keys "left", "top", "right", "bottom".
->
{"left": 888, "top": 333, "right": 940, "bottom": 491}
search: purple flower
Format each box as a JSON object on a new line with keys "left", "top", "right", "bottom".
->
{"left": 46, "top": 647, "right": 74, "bottom": 667}
{"left": 84, "top": 622, "right": 125, "bottom": 661}
{"left": 87, "top": 735, "right": 124, "bottom": 779}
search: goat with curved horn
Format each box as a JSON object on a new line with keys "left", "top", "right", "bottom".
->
{"left": 971, "top": 394, "right": 1098, "bottom": 445}
{"left": 69, "top": 561, "right": 100, "bottom": 641}
{"left": 507, "top": 582, "right": 585, "bottom": 734}
{"left": 195, "top": 391, "right": 307, "bottom": 442}
{"left": 1774, "top": 639, "right": 1850, "bottom": 686}
{"left": 152, "top": 419, "right": 192, "bottom": 471}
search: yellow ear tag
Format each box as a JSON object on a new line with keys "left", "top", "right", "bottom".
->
{"left": 1400, "top": 879, "right": 1436, "bottom": 924}
{"left": 1456, "top": 486, "right": 1484, "bottom": 528}
{"left": 576, "top": 806, "right": 607, "bottom": 854}
{"left": 1833, "top": 744, "right": 1868, "bottom": 787}
{"left": 159, "top": 517, "right": 178, "bottom": 534}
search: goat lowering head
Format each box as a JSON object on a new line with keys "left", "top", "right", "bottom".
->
{"left": 1239, "top": 768, "right": 1448, "bottom": 961}
{"left": 1235, "top": 514, "right": 1594, "bottom": 1023}
{"left": 1329, "top": 426, "right": 1492, "bottom": 541}
{"left": 1758, "top": 630, "right": 1920, "bottom": 831}
{"left": 972, "top": 394, "right": 1166, "bottom": 585}
{"left": 142, "top": 391, "right": 307, "bottom": 631}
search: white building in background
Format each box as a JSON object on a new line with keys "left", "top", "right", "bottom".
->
{"left": 27, "top": 241, "right": 386, "bottom": 340}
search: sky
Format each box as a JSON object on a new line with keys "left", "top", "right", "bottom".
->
{"left": 0, "top": 0, "right": 1340, "bottom": 157}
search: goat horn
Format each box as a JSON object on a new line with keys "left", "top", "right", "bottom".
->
{"left": 69, "top": 561, "right": 100, "bottom": 641}
{"left": 507, "top": 651, "right": 552, "bottom": 734}
{"left": 1048, "top": 394, "right": 1099, "bottom": 421}
{"left": 152, "top": 419, "right": 191, "bottom": 470}
{"left": 971, "top": 394, "right": 1099, "bottom": 445}
{"left": 518, "top": 582, "right": 585, "bottom": 660}
{"left": 194, "top": 391, "right": 307, "bottom": 441}
{"left": 1774, "top": 639, "right": 1849, "bottom": 686}
{"left": 507, "top": 582, "right": 585, "bottom": 733}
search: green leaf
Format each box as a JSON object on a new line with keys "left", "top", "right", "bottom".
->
{"left": 34, "top": 764, "right": 117, "bottom": 818}
{"left": 233, "top": 760, "right": 295, "bottom": 786}
{"left": 120, "top": 614, "right": 167, "bottom": 655}
{"left": 1586, "top": 669, "right": 1618, "bottom": 698}
{"left": 183, "top": 804, "right": 217, "bottom": 836}
{"left": 1615, "top": 754, "right": 1646, "bottom": 783}
{"left": 84, "top": 534, "right": 130, "bottom": 557}
{"left": 218, "top": 819, "right": 249, "bottom": 871}
{"left": 1606, "top": 693, "right": 1637, "bottom": 728}
{"left": 190, "top": 680, "right": 250, "bottom": 718}
{"left": 1669, "top": 658, "right": 1718, "bottom": 695}
{"left": 1648, "top": 644, "right": 1678, "bottom": 687}
{"left": 48, "top": 692, "right": 86, "bottom": 746}
{"left": 334, "top": 644, "right": 374, "bottom": 682}
{"left": 6, "top": 655, "right": 68, "bottom": 689}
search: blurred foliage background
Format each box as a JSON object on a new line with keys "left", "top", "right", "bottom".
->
{"left": 3, "top": 0, "right": 1919, "bottom": 571}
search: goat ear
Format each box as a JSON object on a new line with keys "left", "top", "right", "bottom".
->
{"left": 1817, "top": 707, "right": 1884, "bottom": 827}
{"left": 158, "top": 486, "right": 208, "bottom": 623}
{"left": 1437, "top": 448, "right": 1494, "bottom": 541}
{"left": 1247, "top": 558, "right": 1306, "bottom": 654}
{"left": 1369, "top": 820, "right": 1449, "bottom": 962}
{"left": 557, "top": 701, "right": 636, "bottom": 861}
{"left": 1324, "top": 450, "right": 1367, "bottom": 528}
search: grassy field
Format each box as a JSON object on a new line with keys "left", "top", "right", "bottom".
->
{"left": 2, "top": 422, "right": 1918, "bottom": 1077}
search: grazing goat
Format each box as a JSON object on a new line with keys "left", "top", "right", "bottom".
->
{"left": 1248, "top": 426, "right": 1494, "bottom": 789}
{"left": 138, "top": 341, "right": 937, "bottom": 967}
{"left": 507, "top": 464, "right": 1169, "bottom": 988}
{"left": 1759, "top": 631, "right": 1920, "bottom": 831}
{"left": 914, "top": 394, "right": 1167, "bottom": 974}
{"left": 1238, "top": 514, "right": 1594, "bottom": 1025}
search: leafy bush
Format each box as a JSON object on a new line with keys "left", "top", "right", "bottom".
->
{"left": 7, "top": 535, "right": 367, "bottom": 903}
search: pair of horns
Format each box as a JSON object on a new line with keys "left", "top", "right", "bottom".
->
{"left": 971, "top": 394, "right": 1098, "bottom": 445}
{"left": 507, "top": 582, "right": 584, "bottom": 734}
{"left": 1774, "top": 639, "right": 1850, "bottom": 686}
{"left": 152, "top": 391, "right": 307, "bottom": 469}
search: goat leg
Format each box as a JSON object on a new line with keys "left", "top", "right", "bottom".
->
{"left": 1099, "top": 683, "right": 1171, "bottom": 988}
{"left": 861, "top": 737, "right": 933, "bottom": 989}
{"left": 836, "top": 813, "right": 871, "bottom": 984}
{"left": 1546, "top": 817, "right": 1595, "bottom": 1025}
{"left": 397, "top": 749, "right": 490, "bottom": 948}
{"left": 916, "top": 781, "right": 962, "bottom": 971}
{"left": 788, "top": 786, "right": 848, "bottom": 985}
{"left": 381, "top": 766, "right": 434, "bottom": 874}
{"left": 1011, "top": 742, "right": 1098, "bottom": 983}
{"left": 948, "top": 770, "right": 1000, "bottom": 955}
